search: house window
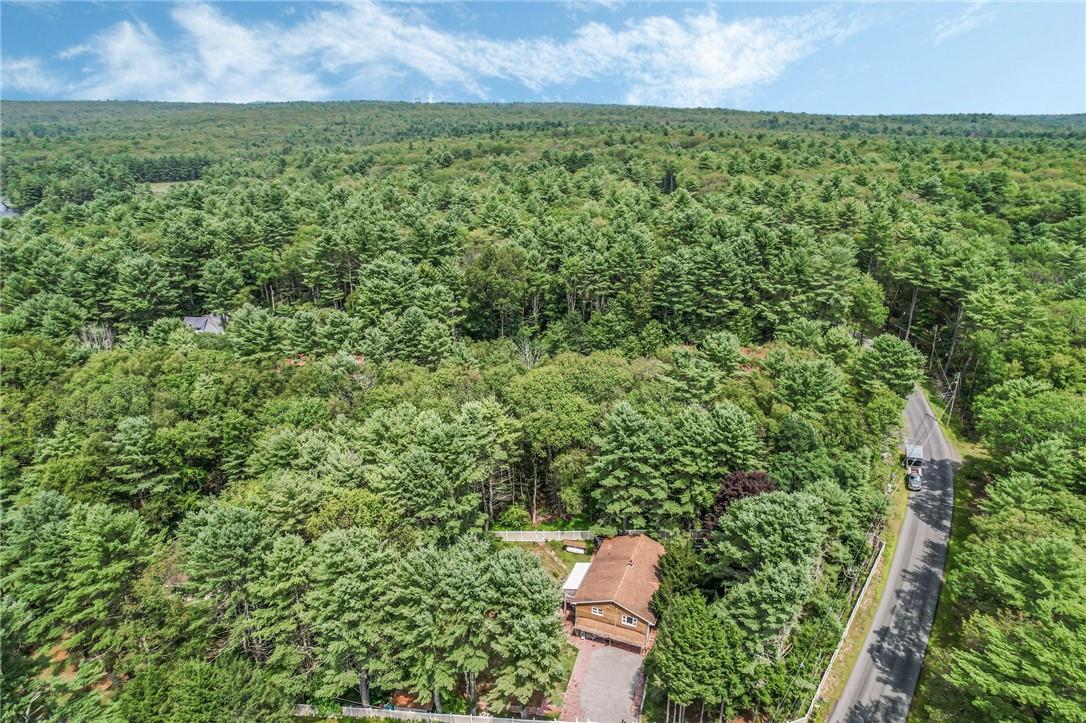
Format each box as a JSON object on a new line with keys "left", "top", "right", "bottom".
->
{"left": 591, "top": 607, "right": 604, "bottom": 617}
{"left": 621, "top": 614, "right": 638, "bottom": 628}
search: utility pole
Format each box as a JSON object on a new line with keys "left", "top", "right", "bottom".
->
{"left": 943, "top": 302, "right": 964, "bottom": 378}
{"left": 928, "top": 324, "right": 939, "bottom": 371}
{"left": 946, "top": 371, "right": 962, "bottom": 423}
{"left": 905, "top": 285, "right": 918, "bottom": 341}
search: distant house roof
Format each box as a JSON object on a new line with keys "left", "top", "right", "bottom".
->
{"left": 563, "top": 562, "right": 593, "bottom": 595}
{"left": 572, "top": 535, "right": 665, "bottom": 624}
{"left": 183, "top": 314, "right": 225, "bottom": 334}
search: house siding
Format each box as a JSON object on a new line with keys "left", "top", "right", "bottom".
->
{"left": 572, "top": 601, "right": 652, "bottom": 650}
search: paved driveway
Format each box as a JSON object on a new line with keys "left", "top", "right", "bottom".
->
{"left": 565, "top": 645, "right": 643, "bottom": 723}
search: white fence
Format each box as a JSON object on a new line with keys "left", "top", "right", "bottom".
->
{"left": 293, "top": 704, "right": 592, "bottom": 722}
{"left": 492, "top": 529, "right": 704, "bottom": 543}
{"left": 492, "top": 530, "right": 594, "bottom": 542}
{"left": 785, "top": 537, "right": 887, "bottom": 723}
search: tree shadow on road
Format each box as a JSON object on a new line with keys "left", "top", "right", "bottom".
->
{"left": 836, "top": 534, "right": 948, "bottom": 723}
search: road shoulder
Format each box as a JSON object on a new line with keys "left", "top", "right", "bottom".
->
{"left": 812, "top": 475, "right": 909, "bottom": 721}
{"left": 906, "top": 405, "right": 987, "bottom": 722}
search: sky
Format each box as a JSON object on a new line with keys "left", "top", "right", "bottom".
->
{"left": 1, "top": 1, "right": 1083, "bottom": 114}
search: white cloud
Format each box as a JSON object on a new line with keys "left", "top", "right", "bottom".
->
{"left": 1, "top": 56, "right": 61, "bottom": 93}
{"left": 932, "top": 2, "right": 994, "bottom": 45}
{"left": 61, "top": 6, "right": 326, "bottom": 102}
{"left": 30, "top": 1, "right": 861, "bottom": 107}
{"left": 296, "top": 2, "right": 860, "bottom": 107}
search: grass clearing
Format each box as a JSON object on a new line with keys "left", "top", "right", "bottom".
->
{"left": 510, "top": 541, "right": 591, "bottom": 582}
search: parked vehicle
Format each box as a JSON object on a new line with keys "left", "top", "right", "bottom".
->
{"left": 905, "top": 444, "right": 924, "bottom": 472}
{"left": 906, "top": 472, "right": 923, "bottom": 491}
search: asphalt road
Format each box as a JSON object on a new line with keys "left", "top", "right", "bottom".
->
{"left": 828, "top": 387, "right": 958, "bottom": 723}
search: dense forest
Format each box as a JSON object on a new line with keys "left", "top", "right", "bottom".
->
{"left": 1, "top": 101, "right": 1084, "bottom": 722}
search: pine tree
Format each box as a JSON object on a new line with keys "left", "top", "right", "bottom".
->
{"left": 706, "top": 491, "right": 824, "bottom": 584}
{"left": 851, "top": 334, "right": 925, "bottom": 397}
{"left": 372, "top": 443, "right": 483, "bottom": 545}
{"left": 109, "top": 416, "right": 161, "bottom": 501}
{"left": 665, "top": 406, "right": 716, "bottom": 528}
{"left": 382, "top": 545, "right": 454, "bottom": 712}
{"left": 228, "top": 304, "right": 285, "bottom": 361}
{"left": 306, "top": 528, "right": 391, "bottom": 708}
{"left": 300, "top": 232, "right": 344, "bottom": 305}
{"left": 769, "top": 352, "right": 847, "bottom": 418}
{"left": 719, "top": 560, "right": 814, "bottom": 659}
{"left": 0, "top": 597, "right": 45, "bottom": 722}
{"left": 487, "top": 547, "right": 565, "bottom": 713}
{"left": 164, "top": 656, "right": 291, "bottom": 723}
{"left": 651, "top": 593, "right": 736, "bottom": 721}
{"left": 663, "top": 347, "right": 720, "bottom": 404}
{"left": 286, "top": 310, "right": 319, "bottom": 355}
{"left": 653, "top": 536, "right": 701, "bottom": 616}
{"left": 417, "top": 319, "right": 452, "bottom": 368}
{"left": 0, "top": 491, "right": 75, "bottom": 643}
{"left": 111, "top": 254, "right": 180, "bottom": 331}
{"left": 705, "top": 402, "right": 763, "bottom": 477}
{"left": 392, "top": 306, "right": 429, "bottom": 361}
{"left": 436, "top": 537, "right": 495, "bottom": 711}
{"left": 701, "top": 330, "right": 744, "bottom": 376}
{"left": 179, "top": 506, "right": 271, "bottom": 658}
{"left": 199, "top": 259, "right": 246, "bottom": 317}
{"left": 51, "top": 504, "right": 151, "bottom": 675}
{"left": 947, "top": 615, "right": 1086, "bottom": 721}
{"left": 347, "top": 251, "right": 419, "bottom": 326}
{"left": 453, "top": 399, "right": 522, "bottom": 523}
{"left": 769, "top": 415, "right": 835, "bottom": 494}
{"left": 247, "top": 535, "right": 314, "bottom": 695}
{"left": 589, "top": 403, "right": 668, "bottom": 530}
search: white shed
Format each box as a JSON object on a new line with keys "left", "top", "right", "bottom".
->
{"left": 562, "top": 562, "right": 592, "bottom": 603}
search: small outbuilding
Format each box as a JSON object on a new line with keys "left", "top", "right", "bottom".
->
{"left": 183, "top": 314, "right": 225, "bottom": 334}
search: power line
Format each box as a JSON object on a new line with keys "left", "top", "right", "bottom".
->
{"left": 771, "top": 461, "right": 900, "bottom": 721}
{"left": 771, "top": 389, "right": 945, "bottom": 719}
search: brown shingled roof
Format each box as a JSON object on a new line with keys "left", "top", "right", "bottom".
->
{"left": 572, "top": 535, "right": 665, "bottom": 624}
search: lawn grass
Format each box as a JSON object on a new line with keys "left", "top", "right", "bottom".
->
{"left": 810, "top": 466, "right": 909, "bottom": 722}
{"left": 550, "top": 639, "right": 581, "bottom": 713}
{"left": 509, "top": 541, "right": 591, "bottom": 582}
{"left": 550, "top": 540, "right": 593, "bottom": 570}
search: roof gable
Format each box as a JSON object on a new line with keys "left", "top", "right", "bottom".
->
{"left": 183, "top": 314, "right": 225, "bottom": 334}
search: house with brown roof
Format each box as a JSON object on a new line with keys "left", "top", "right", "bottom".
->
{"left": 570, "top": 534, "right": 665, "bottom": 653}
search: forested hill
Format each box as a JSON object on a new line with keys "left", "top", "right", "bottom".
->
{"left": 1, "top": 102, "right": 1084, "bottom": 721}
{"left": 2, "top": 101, "right": 1085, "bottom": 199}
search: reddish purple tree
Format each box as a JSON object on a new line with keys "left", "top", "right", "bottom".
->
{"left": 701, "top": 470, "right": 777, "bottom": 533}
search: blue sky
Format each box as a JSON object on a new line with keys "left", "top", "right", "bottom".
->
{"left": 2, "top": 1, "right": 1083, "bottom": 113}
